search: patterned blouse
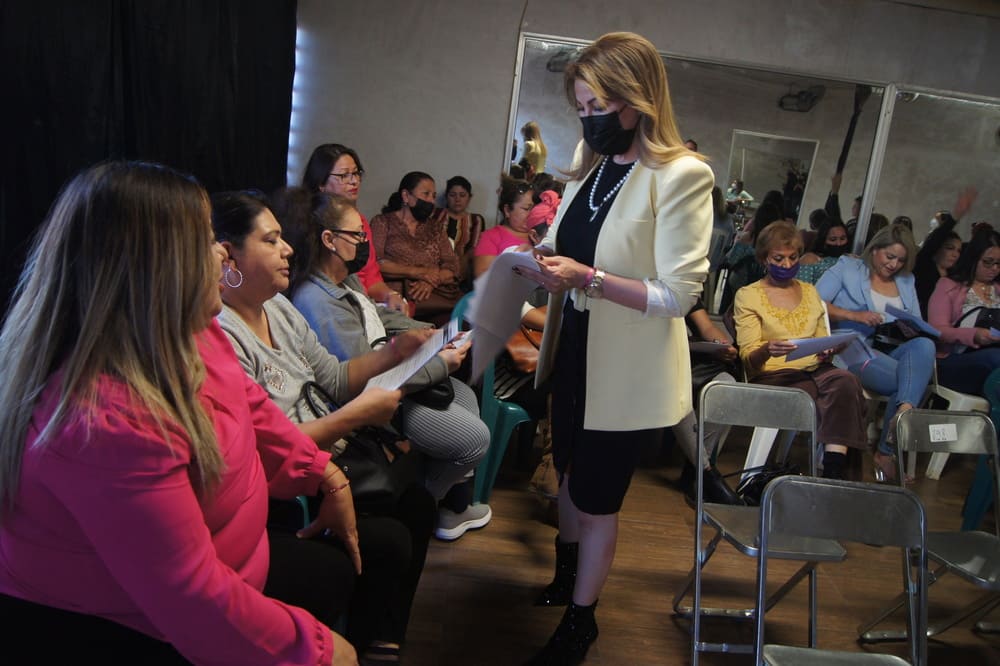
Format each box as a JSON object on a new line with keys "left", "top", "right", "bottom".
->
{"left": 369, "top": 208, "right": 462, "bottom": 299}
{"left": 733, "top": 279, "right": 830, "bottom": 378}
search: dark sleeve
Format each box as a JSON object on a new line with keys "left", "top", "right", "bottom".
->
{"left": 824, "top": 192, "right": 842, "bottom": 221}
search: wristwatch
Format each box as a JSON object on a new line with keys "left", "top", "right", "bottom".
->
{"left": 583, "top": 269, "right": 606, "bottom": 299}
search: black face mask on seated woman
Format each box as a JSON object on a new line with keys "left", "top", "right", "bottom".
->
{"left": 409, "top": 198, "right": 434, "bottom": 222}
{"left": 581, "top": 112, "right": 636, "bottom": 156}
{"left": 823, "top": 243, "right": 848, "bottom": 258}
{"left": 340, "top": 240, "right": 370, "bottom": 275}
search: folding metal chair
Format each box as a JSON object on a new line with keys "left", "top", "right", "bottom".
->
{"left": 859, "top": 409, "right": 1000, "bottom": 641}
{"left": 673, "top": 381, "right": 847, "bottom": 664}
{"left": 756, "top": 476, "right": 927, "bottom": 666}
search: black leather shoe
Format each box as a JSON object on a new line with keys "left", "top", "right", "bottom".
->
{"left": 535, "top": 535, "right": 577, "bottom": 606}
{"left": 524, "top": 601, "right": 598, "bottom": 665}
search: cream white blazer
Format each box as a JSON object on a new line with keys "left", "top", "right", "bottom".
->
{"left": 535, "top": 153, "right": 714, "bottom": 430}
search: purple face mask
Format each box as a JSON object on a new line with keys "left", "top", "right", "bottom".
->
{"left": 768, "top": 262, "right": 800, "bottom": 282}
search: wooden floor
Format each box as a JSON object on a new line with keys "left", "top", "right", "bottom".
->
{"left": 402, "top": 427, "right": 1000, "bottom": 665}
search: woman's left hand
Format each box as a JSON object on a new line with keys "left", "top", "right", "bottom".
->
{"left": 437, "top": 343, "right": 469, "bottom": 372}
{"left": 408, "top": 280, "right": 434, "bottom": 301}
{"left": 515, "top": 254, "right": 589, "bottom": 293}
{"left": 298, "top": 464, "right": 362, "bottom": 574}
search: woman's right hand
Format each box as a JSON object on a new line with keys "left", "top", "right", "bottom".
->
{"left": 766, "top": 339, "right": 799, "bottom": 357}
{"left": 973, "top": 327, "right": 1000, "bottom": 347}
{"left": 852, "top": 310, "right": 884, "bottom": 327}
{"left": 348, "top": 387, "right": 404, "bottom": 425}
{"left": 331, "top": 631, "right": 359, "bottom": 666}
{"left": 390, "top": 328, "right": 436, "bottom": 359}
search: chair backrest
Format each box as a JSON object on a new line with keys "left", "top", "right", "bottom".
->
{"left": 700, "top": 381, "right": 817, "bottom": 435}
{"left": 451, "top": 291, "right": 474, "bottom": 327}
{"left": 896, "top": 408, "right": 1000, "bottom": 538}
{"left": 756, "top": 476, "right": 928, "bottom": 665}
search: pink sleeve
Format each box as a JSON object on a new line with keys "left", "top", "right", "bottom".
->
{"left": 357, "top": 214, "right": 384, "bottom": 290}
{"left": 245, "top": 371, "right": 332, "bottom": 499}
{"left": 41, "top": 417, "right": 333, "bottom": 666}
{"left": 928, "top": 278, "right": 978, "bottom": 347}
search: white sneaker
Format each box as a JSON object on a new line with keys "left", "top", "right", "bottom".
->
{"left": 435, "top": 503, "right": 492, "bottom": 541}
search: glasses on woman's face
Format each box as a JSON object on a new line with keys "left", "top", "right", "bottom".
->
{"left": 980, "top": 258, "right": 1000, "bottom": 268}
{"left": 332, "top": 229, "right": 367, "bottom": 243}
{"left": 328, "top": 170, "right": 364, "bottom": 184}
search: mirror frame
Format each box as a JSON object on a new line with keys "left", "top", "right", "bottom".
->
{"left": 727, "top": 129, "right": 821, "bottom": 225}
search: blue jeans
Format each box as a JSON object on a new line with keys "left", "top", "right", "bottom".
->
{"left": 848, "top": 337, "right": 936, "bottom": 454}
{"left": 937, "top": 346, "right": 1000, "bottom": 396}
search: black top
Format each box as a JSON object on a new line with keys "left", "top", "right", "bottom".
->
{"left": 557, "top": 158, "right": 635, "bottom": 267}
{"left": 914, "top": 213, "right": 958, "bottom": 318}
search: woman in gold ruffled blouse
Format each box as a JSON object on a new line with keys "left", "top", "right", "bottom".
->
{"left": 733, "top": 221, "right": 868, "bottom": 480}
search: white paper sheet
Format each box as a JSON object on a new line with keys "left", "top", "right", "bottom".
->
{"left": 784, "top": 332, "right": 861, "bottom": 361}
{"left": 465, "top": 250, "right": 544, "bottom": 381}
{"left": 365, "top": 328, "right": 445, "bottom": 391}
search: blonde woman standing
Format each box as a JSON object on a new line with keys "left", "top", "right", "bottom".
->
{"left": 521, "top": 121, "right": 548, "bottom": 175}
{"left": 516, "top": 32, "right": 712, "bottom": 664}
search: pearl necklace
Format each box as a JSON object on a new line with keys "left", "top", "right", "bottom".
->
{"left": 588, "top": 157, "right": 636, "bottom": 222}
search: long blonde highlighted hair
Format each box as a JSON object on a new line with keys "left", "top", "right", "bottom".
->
{"left": 563, "top": 32, "right": 702, "bottom": 180}
{"left": 0, "top": 161, "right": 223, "bottom": 513}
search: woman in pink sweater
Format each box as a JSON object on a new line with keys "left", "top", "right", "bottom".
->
{"left": 928, "top": 228, "right": 1000, "bottom": 396}
{"left": 0, "top": 161, "right": 394, "bottom": 665}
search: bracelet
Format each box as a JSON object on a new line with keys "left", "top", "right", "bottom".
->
{"left": 324, "top": 479, "right": 351, "bottom": 494}
{"left": 581, "top": 267, "right": 595, "bottom": 290}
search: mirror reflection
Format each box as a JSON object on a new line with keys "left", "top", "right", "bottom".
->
{"left": 727, "top": 129, "right": 820, "bottom": 225}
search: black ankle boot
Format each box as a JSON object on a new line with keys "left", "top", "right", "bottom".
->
{"left": 702, "top": 466, "right": 744, "bottom": 505}
{"left": 678, "top": 460, "right": 696, "bottom": 494}
{"left": 524, "top": 601, "right": 598, "bottom": 666}
{"left": 535, "top": 535, "right": 577, "bottom": 607}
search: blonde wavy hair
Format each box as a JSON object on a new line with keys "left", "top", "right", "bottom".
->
{"left": 0, "top": 161, "right": 223, "bottom": 512}
{"left": 563, "top": 31, "right": 702, "bottom": 180}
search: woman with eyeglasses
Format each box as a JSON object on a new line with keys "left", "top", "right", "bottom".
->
{"left": 370, "top": 172, "right": 463, "bottom": 323}
{"left": 928, "top": 228, "right": 1000, "bottom": 396}
{"left": 511, "top": 32, "right": 712, "bottom": 664}
{"left": 0, "top": 162, "right": 362, "bottom": 665}
{"left": 278, "top": 189, "right": 492, "bottom": 542}
{"left": 817, "top": 224, "right": 936, "bottom": 482}
{"left": 302, "top": 143, "right": 408, "bottom": 314}
{"left": 212, "top": 190, "right": 439, "bottom": 665}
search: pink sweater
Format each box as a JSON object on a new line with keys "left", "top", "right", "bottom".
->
{"left": 0, "top": 321, "right": 334, "bottom": 665}
{"left": 927, "top": 276, "right": 1000, "bottom": 356}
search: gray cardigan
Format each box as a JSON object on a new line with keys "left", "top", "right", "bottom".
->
{"left": 217, "top": 294, "right": 352, "bottom": 423}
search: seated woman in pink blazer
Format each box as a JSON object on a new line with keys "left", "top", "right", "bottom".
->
{"left": 928, "top": 228, "right": 1000, "bottom": 396}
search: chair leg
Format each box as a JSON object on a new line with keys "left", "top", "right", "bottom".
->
{"left": 925, "top": 452, "right": 950, "bottom": 480}
{"left": 961, "top": 455, "right": 995, "bottom": 530}
{"left": 473, "top": 414, "right": 530, "bottom": 504}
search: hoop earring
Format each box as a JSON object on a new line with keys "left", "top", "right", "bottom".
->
{"left": 224, "top": 265, "right": 244, "bottom": 288}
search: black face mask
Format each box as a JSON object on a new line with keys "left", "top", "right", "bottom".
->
{"left": 824, "top": 243, "right": 848, "bottom": 258}
{"left": 341, "top": 240, "right": 370, "bottom": 275}
{"left": 409, "top": 198, "right": 434, "bottom": 222}
{"left": 581, "top": 111, "right": 636, "bottom": 156}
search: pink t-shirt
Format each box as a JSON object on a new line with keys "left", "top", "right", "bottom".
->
{"left": 0, "top": 321, "right": 334, "bottom": 665}
{"left": 475, "top": 224, "right": 526, "bottom": 257}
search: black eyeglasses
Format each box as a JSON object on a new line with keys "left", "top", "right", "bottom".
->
{"left": 328, "top": 170, "right": 365, "bottom": 183}
{"left": 332, "top": 229, "right": 367, "bottom": 242}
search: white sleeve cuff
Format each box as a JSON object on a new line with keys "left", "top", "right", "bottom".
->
{"left": 643, "top": 277, "right": 684, "bottom": 318}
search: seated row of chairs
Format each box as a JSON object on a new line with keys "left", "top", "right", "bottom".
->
{"left": 677, "top": 381, "right": 999, "bottom": 665}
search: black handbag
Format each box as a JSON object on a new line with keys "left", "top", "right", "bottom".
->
{"left": 871, "top": 319, "right": 928, "bottom": 354}
{"left": 300, "top": 381, "right": 422, "bottom": 514}
{"left": 954, "top": 306, "right": 1000, "bottom": 331}
{"left": 734, "top": 461, "right": 802, "bottom": 506}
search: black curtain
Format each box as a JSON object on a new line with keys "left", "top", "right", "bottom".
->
{"left": 0, "top": 0, "right": 297, "bottom": 308}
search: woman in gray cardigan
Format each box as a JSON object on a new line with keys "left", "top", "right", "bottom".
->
{"left": 277, "top": 189, "right": 493, "bottom": 542}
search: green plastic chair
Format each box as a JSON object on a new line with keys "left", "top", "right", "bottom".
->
{"left": 451, "top": 292, "right": 534, "bottom": 504}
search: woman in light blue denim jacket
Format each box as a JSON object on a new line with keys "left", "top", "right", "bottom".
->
{"left": 817, "top": 224, "right": 935, "bottom": 482}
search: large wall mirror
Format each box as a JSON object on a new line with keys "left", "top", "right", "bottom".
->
{"left": 508, "top": 34, "right": 884, "bottom": 231}
{"left": 727, "top": 130, "right": 820, "bottom": 225}
{"left": 866, "top": 87, "right": 1000, "bottom": 246}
